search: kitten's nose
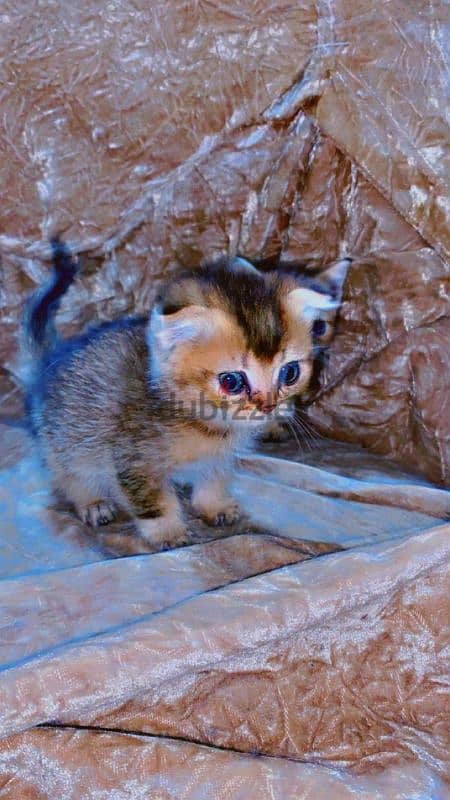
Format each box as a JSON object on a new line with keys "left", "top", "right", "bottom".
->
{"left": 261, "top": 403, "right": 276, "bottom": 414}
{"left": 251, "top": 391, "right": 276, "bottom": 414}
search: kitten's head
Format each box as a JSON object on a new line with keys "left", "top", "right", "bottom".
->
{"left": 148, "top": 257, "right": 349, "bottom": 433}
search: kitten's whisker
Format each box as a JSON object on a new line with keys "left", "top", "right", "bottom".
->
{"left": 293, "top": 416, "right": 314, "bottom": 443}
{"left": 292, "top": 419, "right": 313, "bottom": 452}
{"left": 296, "top": 423, "right": 317, "bottom": 450}
{"left": 285, "top": 417, "right": 303, "bottom": 453}
{"left": 295, "top": 418, "right": 317, "bottom": 452}
{"left": 293, "top": 411, "right": 324, "bottom": 444}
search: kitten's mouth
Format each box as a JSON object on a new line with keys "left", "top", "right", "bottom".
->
{"left": 168, "top": 391, "right": 292, "bottom": 430}
{"left": 211, "top": 399, "right": 286, "bottom": 431}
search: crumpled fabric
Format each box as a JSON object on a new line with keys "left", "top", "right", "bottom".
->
{"left": 0, "top": 0, "right": 448, "bottom": 483}
{"left": 0, "top": 423, "right": 449, "bottom": 797}
{"left": 0, "top": 732, "right": 447, "bottom": 800}
{"left": 1, "top": 0, "right": 450, "bottom": 797}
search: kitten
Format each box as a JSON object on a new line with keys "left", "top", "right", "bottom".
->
{"left": 23, "top": 240, "right": 344, "bottom": 550}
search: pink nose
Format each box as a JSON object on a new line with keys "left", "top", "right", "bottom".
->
{"left": 261, "top": 403, "right": 276, "bottom": 414}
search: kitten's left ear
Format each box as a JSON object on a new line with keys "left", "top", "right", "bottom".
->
{"left": 315, "top": 257, "right": 352, "bottom": 303}
{"left": 284, "top": 258, "right": 351, "bottom": 340}
{"left": 284, "top": 287, "right": 340, "bottom": 325}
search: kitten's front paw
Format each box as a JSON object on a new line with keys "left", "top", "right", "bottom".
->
{"left": 213, "top": 500, "right": 242, "bottom": 527}
{"left": 136, "top": 517, "right": 190, "bottom": 550}
{"left": 81, "top": 501, "right": 117, "bottom": 527}
{"left": 193, "top": 496, "right": 242, "bottom": 527}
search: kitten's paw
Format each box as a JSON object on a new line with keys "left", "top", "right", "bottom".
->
{"left": 81, "top": 501, "right": 116, "bottom": 527}
{"left": 136, "top": 517, "right": 190, "bottom": 550}
{"left": 193, "top": 497, "right": 242, "bottom": 527}
{"left": 213, "top": 501, "right": 242, "bottom": 527}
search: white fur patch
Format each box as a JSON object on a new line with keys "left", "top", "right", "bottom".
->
{"left": 286, "top": 287, "right": 339, "bottom": 323}
{"left": 149, "top": 304, "right": 213, "bottom": 351}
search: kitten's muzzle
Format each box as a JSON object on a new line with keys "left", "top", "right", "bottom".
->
{"left": 260, "top": 403, "right": 277, "bottom": 414}
{"left": 250, "top": 391, "right": 277, "bottom": 415}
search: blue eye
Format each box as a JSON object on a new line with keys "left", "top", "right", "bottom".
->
{"left": 312, "top": 319, "right": 327, "bottom": 338}
{"left": 279, "top": 361, "right": 300, "bottom": 386}
{"left": 219, "top": 371, "right": 247, "bottom": 395}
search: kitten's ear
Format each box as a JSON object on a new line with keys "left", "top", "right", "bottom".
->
{"left": 285, "top": 258, "right": 351, "bottom": 343}
{"left": 149, "top": 304, "right": 214, "bottom": 351}
{"left": 285, "top": 287, "right": 339, "bottom": 325}
{"left": 315, "top": 257, "right": 351, "bottom": 303}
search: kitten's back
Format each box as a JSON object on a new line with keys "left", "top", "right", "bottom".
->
{"left": 29, "top": 317, "right": 150, "bottom": 447}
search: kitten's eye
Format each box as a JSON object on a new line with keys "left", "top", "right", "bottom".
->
{"left": 312, "top": 319, "right": 327, "bottom": 338}
{"left": 279, "top": 361, "right": 300, "bottom": 386}
{"left": 218, "top": 371, "right": 247, "bottom": 395}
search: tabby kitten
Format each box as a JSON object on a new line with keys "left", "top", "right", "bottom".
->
{"left": 24, "top": 241, "right": 347, "bottom": 549}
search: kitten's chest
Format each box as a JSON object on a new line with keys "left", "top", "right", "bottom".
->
{"left": 170, "top": 425, "right": 231, "bottom": 466}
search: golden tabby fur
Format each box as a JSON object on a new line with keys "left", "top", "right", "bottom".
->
{"left": 24, "top": 242, "right": 348, "bottom": 549}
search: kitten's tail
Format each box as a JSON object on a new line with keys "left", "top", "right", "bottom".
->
{"left": 24, "top": 237, "right": 78, "bottom": 361}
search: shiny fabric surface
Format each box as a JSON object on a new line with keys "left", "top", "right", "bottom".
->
{"left": 0, "top": 423, "right": 449, "bottom": 796}
{"left": 0, "top": 731, "right": 447, "bottom": 800}
{"left": 1, "top": 0, "right": 450, "bottom": 796}
{"left": 0, "top": 0, "right": 449, "bottom": 483}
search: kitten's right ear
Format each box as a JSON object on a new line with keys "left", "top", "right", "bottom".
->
{"left": 149, "top": 304, "right": 214, "bottom": 352}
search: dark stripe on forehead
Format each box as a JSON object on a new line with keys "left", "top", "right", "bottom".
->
{"left": 158, "top": 262, "right": 286, "bottom": 359}
{"left": 202, "top": 266, "right": 284, "bottom": 359}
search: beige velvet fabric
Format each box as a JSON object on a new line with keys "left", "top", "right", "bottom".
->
{"left": 0, "top": 423, "right": 449, "bottom": 796}
{"left": 0, "top": 0, "right": 449, "bottom": 483}
{"left": 0, "top": 0, "right": 449, "bottom": 796}
{"left": 0, "top": 731, "right": 446, "bottom": 800}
